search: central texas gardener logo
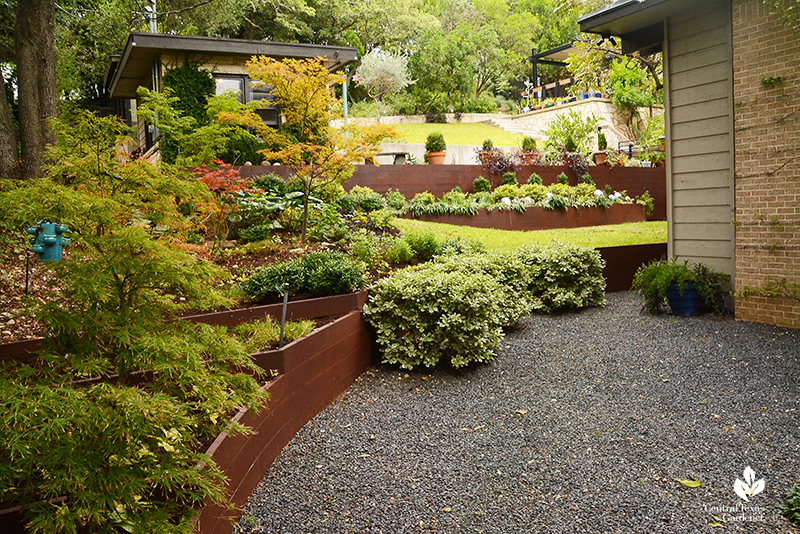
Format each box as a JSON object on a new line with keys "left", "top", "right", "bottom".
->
{"left": 734, "top": 466, "right": 765, "bottom": 501}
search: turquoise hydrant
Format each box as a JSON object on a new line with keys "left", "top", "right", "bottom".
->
{"left": 27, "top": 220, "right": 69, "bottom": 261}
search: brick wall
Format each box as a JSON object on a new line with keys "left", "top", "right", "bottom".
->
{"left": 732, "top": 0, "right": 800, "bottom": 328}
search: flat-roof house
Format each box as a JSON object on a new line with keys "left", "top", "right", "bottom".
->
{"left": 104, "top": 32, "right": 357, "bottom": 152}
{"left": 580, "top": 0, "right": 799, "bottom": 328}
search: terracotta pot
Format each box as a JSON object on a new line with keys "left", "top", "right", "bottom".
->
{"left": 427, "top": 151, "right": 446, "bottom": 165}
{"left": 593, "top": 152, "right": 607, "bottom": 165}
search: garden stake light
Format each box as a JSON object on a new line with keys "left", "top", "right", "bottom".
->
{"left": 279, "top": 282, "right": 289, "bottom": 348}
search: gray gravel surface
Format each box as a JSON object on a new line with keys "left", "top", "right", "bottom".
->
{"left": 234, "top": 293, "right": 800, "bottom": 533}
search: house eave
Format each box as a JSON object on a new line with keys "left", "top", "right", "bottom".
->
{"left": 578, "top": 0, "right": 694, "bottom": 54}
{"left": 107, "top": 32, "right": 358, "bottom": 99}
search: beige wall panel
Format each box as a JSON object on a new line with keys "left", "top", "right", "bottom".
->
{"left": 673, "top": 188, "right": 734, "bottom": 207}
{"left": 672, "top": 169, "right": 732, "bottom": 190}
{"left": 671, "top": 98, "right": 730, "bottom": 123}
{"left": 673, "top": 239, "right": 735, "bottom": 258}
{"left": 670, "top": 42, "right": 729, "bottom": 72}
{"left": 672, "top": 135, "right": 732, "bottom": 157}
{"left": 669, "top": 59, "right": 730, "bottom": 88}
{"left": 672, "top": 152, "right": 732, "bottom": 174}
{"left": 669, "top": 13, "right": 729, "bottom": 48}
{"left": 673, "top": 205, "right": 733, "bottom": 224}
{"left": 673, "top": 222, "right": 735, "bottom": 241}
{"left": 671, "top": 81, "right": 732, "bottom": 109}
{"left": 671, "top": 116, "right": 731, "bottom": 140}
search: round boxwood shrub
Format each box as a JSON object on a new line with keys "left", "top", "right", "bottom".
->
{"left": 527, "top": 173, "right": 543, "bottom": 185}
{"left": 240, "top": 258, "right": 306, "bottom": 303}
{"left": 363, "top": 267, "right": 504, "bottom": 369}
{"left": 501, "top": 172, "right": 518, "bottom": 186}
{"left": 473, "top": 176, "right": 492, "bottom": 193}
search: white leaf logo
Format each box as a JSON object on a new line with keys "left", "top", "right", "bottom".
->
{"left": 734, "top": 466, "right": 764, "bottom": 501}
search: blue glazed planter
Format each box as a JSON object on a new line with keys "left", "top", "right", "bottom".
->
{"left": 666, "top": 282, "right": 704, "bottom": 316}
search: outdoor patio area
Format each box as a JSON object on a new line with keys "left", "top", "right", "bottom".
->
{"left": 234, "top": 293, "right": 799, "bottom": 533}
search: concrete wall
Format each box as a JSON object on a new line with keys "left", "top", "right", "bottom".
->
{"left": 732, "top": 0, "right": 800, "bottom": 328}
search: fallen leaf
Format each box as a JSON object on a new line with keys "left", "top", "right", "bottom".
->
{"left": 359, "top": 454, "right": 371, "bottom": 458}
{"left": 516, "top": 410, "right": 528, "bottom": 414}
{"left": 461, "top": 428, "right": 472, "bottom": 432}
{"left": 673, "top": 476, "right": 702, "bottom": 488}
{"left": 442, "top": 507, "right": 452, "bottom": 513}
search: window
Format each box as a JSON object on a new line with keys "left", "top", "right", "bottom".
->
{"left": 214, "top": 75, "right": 279, "bottom": 126}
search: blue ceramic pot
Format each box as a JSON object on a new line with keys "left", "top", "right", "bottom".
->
{"left": 666, "top": 282, "right": 704, "bottom": 316}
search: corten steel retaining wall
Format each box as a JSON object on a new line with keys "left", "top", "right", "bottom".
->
{"left": 408, "top": 204, "right": 646, "bottom": 231}
{"left": 237, "top": 164, "right": 667, "bottom": 220}
{"left": 599, "top": 243, "right": 667, "bottom": 293}
{"left": 197, "top": 310, "right": 377, "bottom": 534}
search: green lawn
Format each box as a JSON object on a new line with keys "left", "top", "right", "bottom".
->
{"left": 392, "top": 219, "right": 668, "bottom": 252}
{"left": 392, "top": 122, "right": 521, "bottom": 147}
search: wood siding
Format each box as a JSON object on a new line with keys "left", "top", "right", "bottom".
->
{"left": 666, "top": 2, "right": 735, "bottom": 279}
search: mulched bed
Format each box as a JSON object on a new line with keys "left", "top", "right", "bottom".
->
{"left": 233, "top": 293, "right": 800, "bottom": 534}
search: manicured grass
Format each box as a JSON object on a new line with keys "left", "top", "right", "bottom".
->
{"left": 393, "top": 122, "right": 520, "bottom": 147}
{"left": 391, "top": 219, "right": 668, "bottom": 252}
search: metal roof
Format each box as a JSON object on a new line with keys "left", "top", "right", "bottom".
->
{"left": 107, "top": 32, "right": 358, "bottom": 99}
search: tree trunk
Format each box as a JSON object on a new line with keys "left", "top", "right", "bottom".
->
{"left": 0, "top": 68, "right": 17, "bottom": 179}
{"left": 15, "top": 0, "right": 56, "bottom": 179}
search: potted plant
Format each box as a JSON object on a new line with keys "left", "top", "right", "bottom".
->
{"left": 425, "top": 132, "right": 447, "bottom": 164}
{"left": 519, "top": 135, "right": 538, "bottom": 165}
{"left": 594, "top": 130, "right": 608, "bottom": 165}
{"left": 631, "top": 258, "right": 730, "bottom": 316}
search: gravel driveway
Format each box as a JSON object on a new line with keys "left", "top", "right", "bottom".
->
{"left": 234, "top": 293, "right": 800, "bottom": 533}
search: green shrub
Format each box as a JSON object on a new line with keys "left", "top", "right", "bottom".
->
{"left": 557, "top": 172, "right": 569, "bottom": 185}
{"left": 519, "top": 183, "right": 547, "bottom": 202}
{"left": 411, "top": 191, "right": 436, "bottom": 205}
{"left": 308, "top": 204, "right": 348, "bottom": 242}
{"left": 501, "top": 172, "right": 518, "bottom": 186}
{"left": 403, "top": 228, "right": 441, "bottom": 262}
{"left": 491, "top": 184, "right": 521, "bottom": 202}
{"left": 432, "top": 252, "right": 532, "bottom": 325}
{"left": 385, "top": 237, "right": 415, "bottom": 265}
{"left": 636, "top": 191, "right": 654, "bottom": 217}
{"left": 254, "top": 173, "right": 288, "bottom": 195}
{"left": 520, "top": 135, "right": 537, "bottom": 153}
{"left": 482, "top": 139, "right": 494, "bottom": 151}
{"left": 363, "top": 267, "right": 504, "bottom": 369}
{"left": 516, "top": 243, "right": 606, "bottom": 313}
{"left": 527, "top": 173, "right": 543, "bottom": 185}
{"left": 345, "top": 185, "right": 386, "bottom": 212}
{"left": 368, "top": 208, "right": 396, "bottom": 231}
{"left": 302, "top": 251, "right": 366, "bottom": 297}
{"left": 579, "top": 173, "right": 594, "bottom": 185}
{"left": 473, "top": 176, "right": 492, "bottom": 193}
{"left": 782, "top": 486, "right": 800, "bottom": 527}
{"left": 238, "top": 222, "right": 279, "bottom": 244}
{"left": 349, "top": 230, "right": 388, "bottom": 273}
{"left": 240, "top": 258, "right": 306, "bottom": 303}
{"left": 425, "top": 132, "right": 447, "bottom": 153}
{"left": 241, "top": 250, "right": 366, "bottom": 303}
{"left": 384, "top": 189, "right": 407, "bottom": 210}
